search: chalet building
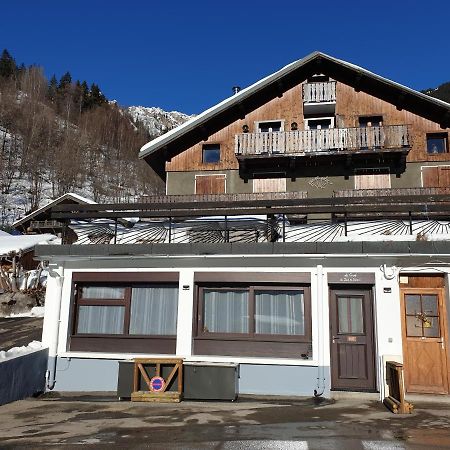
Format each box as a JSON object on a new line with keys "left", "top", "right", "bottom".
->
{"left": 36, "top": 52, "right": 450, "bottom": 399}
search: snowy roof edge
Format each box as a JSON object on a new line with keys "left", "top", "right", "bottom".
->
{"left": 138, "top": 51, "right": 450, "bottom": 159}
{"left": 12, "top": 192, "right": 96, "bottom": 228}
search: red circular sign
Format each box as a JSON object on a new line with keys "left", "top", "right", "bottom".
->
{"left": 150, "top": 376, "right": 165, "bottom": 392}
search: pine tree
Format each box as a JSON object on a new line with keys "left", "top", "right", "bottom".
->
{"left": 0, "top": 49, "right": 16, "bottom": 79}
{"left": 81, "top": 81, "right": 90, "bottom": 110}
{"left": 89, "top": 83, "right": 107, "bottom": 107}
{"left": 58, "top": 71, "right": 72, "bottom": 90}
{"left": 47, "top": 74, "right": 58, "bottom": 102}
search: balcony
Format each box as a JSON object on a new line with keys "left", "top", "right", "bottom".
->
{"left": 303, "top": 81, "right": 336, "bottom": 103}
{"left": 235, "top": 125, "right": 410, "bottom": 177}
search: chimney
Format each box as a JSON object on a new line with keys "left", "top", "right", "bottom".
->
{"left": 232, "top": 86, "right": 241, "bottom": 95}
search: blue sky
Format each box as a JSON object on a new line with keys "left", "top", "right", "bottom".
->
{"left": 1, "top": 1, "right": 449, "bottom": 115}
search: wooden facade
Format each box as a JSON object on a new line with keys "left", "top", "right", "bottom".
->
{"left": 166, "top": 80, "right": 450, "bottom": 182}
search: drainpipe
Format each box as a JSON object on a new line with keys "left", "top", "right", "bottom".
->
{"left": 314, "top": 264, "right": 326, "bottom": 397}
{"left": 41, "top": 263, "right": 64, "bottom": 390}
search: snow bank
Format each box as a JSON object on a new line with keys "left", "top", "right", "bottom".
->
{"left": 5, "top": 306, "right": 45, "bottom": 318}
{"left": 0, "top": 234, "right": 59, "bottom": 255}
{"left": 0, "top": 340, "right": 43, "bottom": 361}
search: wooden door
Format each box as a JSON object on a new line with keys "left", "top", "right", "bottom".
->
{"left": 329, "top": 288, "right": 376, "bottom": 391}
{"left": 195, "top": 175, "right": 226, "bottom": 194}
{"left": 400, "top": 288, "right": 449, "bottom": 394}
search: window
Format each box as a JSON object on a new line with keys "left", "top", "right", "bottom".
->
{"left": 305, "top": 118, "right": 334, "bottom": 130}
{"left": 194, "top": 275, "right": 312, "bottom": 358}
{"left": 257, "top": 121, "right": 283, "bottom": 133}
{"left": 253, "top": 177, "right": 286, "bottom": 193}
{"left": 359, "top": 116, "right": 383, "bottom": 127}
{"left": 70, "top": 272, "right": 179, "bottom": 354}
{"left": 405, "top": 293, "right": 440, "bottom": 338}
{"left": 427, "top": 133, "right": 448, "bottom": 154}
{"left": 74, "top": 284, "right": 178, "bottom": 336}
{"left": 202, "top": 144, "right": 221, "bottom": 163}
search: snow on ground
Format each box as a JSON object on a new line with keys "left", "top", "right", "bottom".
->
{"left": 0, "top": 234, "right": 59, "bottom": 255}
{"left": 0, "top": 340, "right": 43, "bottom": 360}
{"left": 5, "top": 306, "right": 45, "bottom": 319}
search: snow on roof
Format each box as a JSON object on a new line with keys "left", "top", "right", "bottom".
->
{"left": 139, "top": 51, "right": 450, "bottom": 160}
{"left": 13, "top": 192, "right": 96, "bottom": 228}
{"left": 0, "top": 234, "right": 59, "bottom": 256}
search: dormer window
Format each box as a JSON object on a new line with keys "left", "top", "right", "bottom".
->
{"left": 256, "top": 120, "right": 283, "bottom": 133}
{"left": 202, "top": 144, "right": 221, "bottom": 163}
{"left": 427, "top": 133, "right": 448, "bottom": 154}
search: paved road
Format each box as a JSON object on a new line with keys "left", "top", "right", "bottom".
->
{"left": 0, "top": 395, "right": 449, "bottom": 449}
{"left": 0, "top": 316, "right": 43, "bottom": 351}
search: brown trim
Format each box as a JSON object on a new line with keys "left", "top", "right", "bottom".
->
{"left": 193, "top": 279, "right": 312, "bottom": 358}
{"left": 194, "top": 272, "right": 311, "bottom": 284}
{"left": 72, "top": 272, "right": 179, "bottom": 283}
{"left": 328, "top": 272, "right": 375, "bottom": 284}
{"left": 70, "top": 336, "right": 176, "bottom": 354}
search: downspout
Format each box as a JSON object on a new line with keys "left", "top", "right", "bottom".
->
{"left": 42, "top": 263, "right": 64, "bottom": 390}
{"left": 314, "top": 264, "right": 326, "bottom": 397}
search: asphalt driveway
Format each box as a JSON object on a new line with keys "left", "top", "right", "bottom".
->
{"left": 1, "top": 393, "right": 450, "bottom": 449}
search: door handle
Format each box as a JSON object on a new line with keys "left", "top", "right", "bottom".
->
{"left": 332, "top": 336, "right": 341, "bottom": 343}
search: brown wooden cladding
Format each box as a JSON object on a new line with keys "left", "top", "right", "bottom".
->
{"left": 335, "top": 83, "right": 450, "bottom": 163}
{"left": 72, "top": 272, "right": 179, "bottom": 283}
{"left": 167, "top": 84, "right": 304, "bottom": 172}
{"left": 194, "top": 272, "right": 311, "bottom": 283}
{"left": 166, "top": 80, "right": 449, "bottom": 174}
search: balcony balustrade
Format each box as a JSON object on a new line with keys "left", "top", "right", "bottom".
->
{"left": 303, "top": 81, "right": 336, "bottom": 103}
{"left": 235, "top": 125, "right": 410, "bottom": 157}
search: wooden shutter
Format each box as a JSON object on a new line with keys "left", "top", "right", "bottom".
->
{"left": 253, "top": 178, "right": 287, "bottom": 193}
{"left": 422, "top": 166, "right": 450, "bottom": 188}
{"left": 195, "top": 175, "right": 226, "bottom": 194}
{"left": 354, "top": 173, "right": 391, "bottom": 189}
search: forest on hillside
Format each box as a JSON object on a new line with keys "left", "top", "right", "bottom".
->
{"left": 0, "top": 49, "right": 164, "bottom": 227}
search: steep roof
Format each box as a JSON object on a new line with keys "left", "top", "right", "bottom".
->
{"left": 139, "top": 51, "right": 450, "bottom": 178}
{"left": 13, "top": 193, "right": 96, "bottom": 230}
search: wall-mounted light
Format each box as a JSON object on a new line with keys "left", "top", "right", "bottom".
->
{"left": 291, "top": 122, "right": 298, "bottom": 131}
{"left": 242, "top": 124, "right": 249, "bottom": 133}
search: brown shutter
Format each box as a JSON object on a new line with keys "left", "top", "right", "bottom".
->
{"left": 195, "top": 175, "right": 226, "bottom": 194}
{"left": 438, "top": 167, "right": 450, "bottom": 187}
{"left": 422, "top": 167, "right": 440, "bottom": 188}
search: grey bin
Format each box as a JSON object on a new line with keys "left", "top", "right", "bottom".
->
{"left": 117, "top": 360, "right": 238, "bottom": 401}
{"left": 183, "top": 362, "right": 238, "bottom": 401}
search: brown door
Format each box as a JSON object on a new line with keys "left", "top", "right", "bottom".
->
{"left": 400, "top": 288, "right": 449, "bottom": 394}
{"left": 329, "top": 288, "right": 376, "bottom": 391}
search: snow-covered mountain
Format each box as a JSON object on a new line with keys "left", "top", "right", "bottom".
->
{"left": 126, "top": 106, "right": 193, "bottom": 137}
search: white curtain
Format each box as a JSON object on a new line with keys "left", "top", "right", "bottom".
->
{"left": 204, "top": 290, "right": 248, "bottom": 333}
{"left": 129, "top": 286, "right": 178, "bottom": 335}
{"left": 255, "top": 290, "right": 304, "bottom": 335}
{"left": 81, "top": 286, "right": 125, "bottom": 299}
{"left": 77, "top": 306, "right": 124, "bottom": 334}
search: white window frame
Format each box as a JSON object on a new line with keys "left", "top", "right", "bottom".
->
{"left": 255, "top": 120, "right": 285, "bottom": 133}
{"left": 304, "top": 117, "right": 335, "bottom": 130}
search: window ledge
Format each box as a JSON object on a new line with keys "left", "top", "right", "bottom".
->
{"left": 59, "top": 351, "right": 318, "bottom": 366}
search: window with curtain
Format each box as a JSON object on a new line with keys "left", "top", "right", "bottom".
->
{"left": 74, "top": 283, "right": 179, "bottom": 336}
{"left": 197, "top": 285, "right": 308, "bottom": 338}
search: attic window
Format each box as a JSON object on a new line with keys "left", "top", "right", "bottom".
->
{"left": 202, "top": 144, "right": 221, "bottom": 163}
{"left": 427, "top": 133, "right": 448, "bottom": 154}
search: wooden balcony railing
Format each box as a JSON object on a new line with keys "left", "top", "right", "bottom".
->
{"left": 302, "top": 81, "right": 336, "bottom": 103}
{"left": 235, "top": 125, "right": 410, "bottom": 156}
